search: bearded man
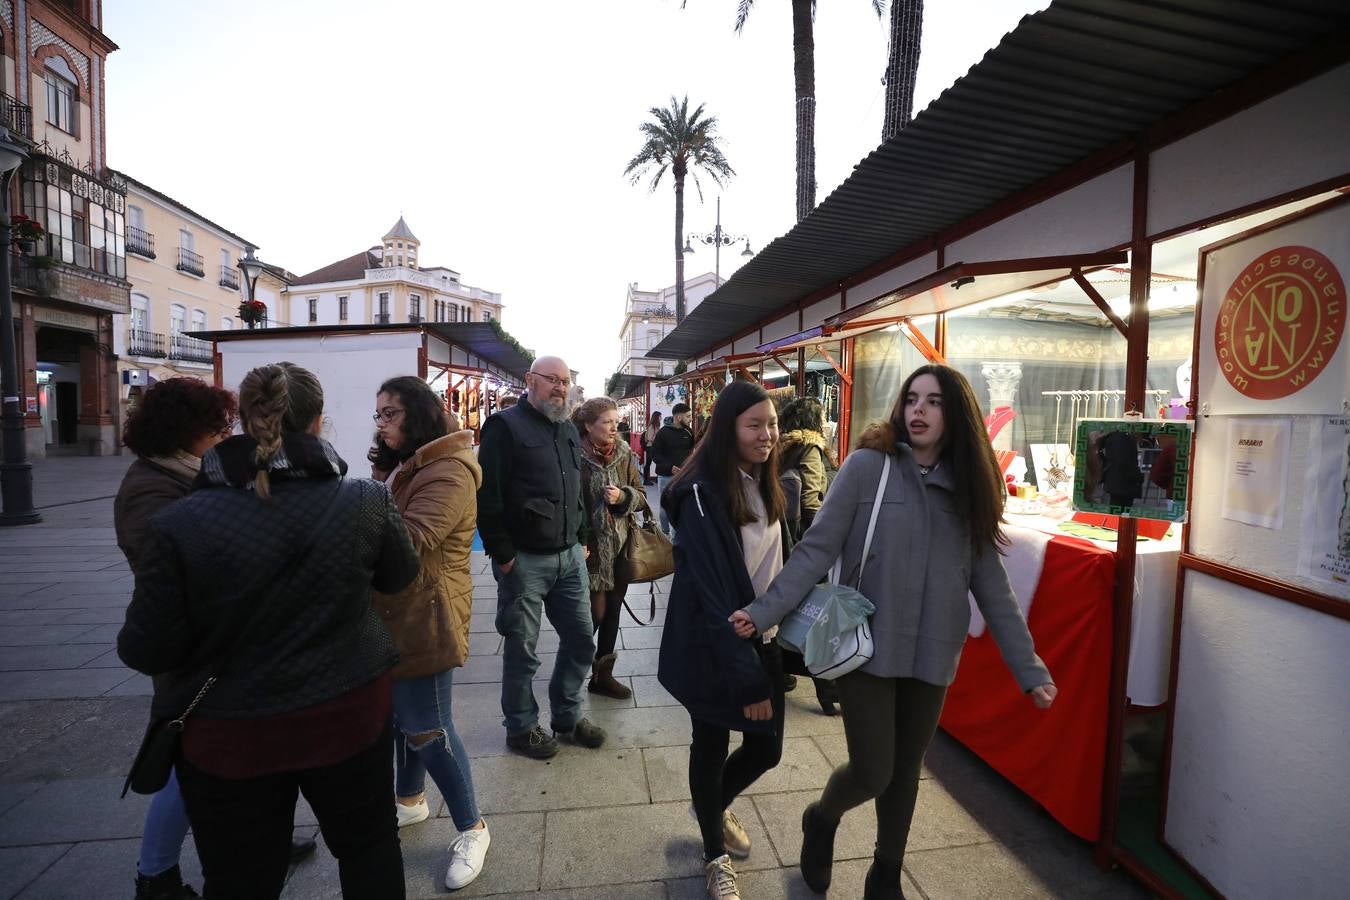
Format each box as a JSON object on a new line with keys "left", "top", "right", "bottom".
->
{"left": 477, "top": 356, "right": 606, "bottom": 759}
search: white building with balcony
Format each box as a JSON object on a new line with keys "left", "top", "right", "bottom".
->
{"left": 617, "top": 272, "right": 721, "bottom": 378}
{"left": 283, "top": 218, "right": 504, "bottom": 328}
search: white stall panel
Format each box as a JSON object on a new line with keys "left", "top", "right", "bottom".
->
{"left": 1166, "top": 571, "right": 1350, "bottom": 899}
{"left": 218, "top": 331, "right": 422, "bottom": 477}
{"left": 733, "top": 333, "right": 760, "bottom": 356}
{"left": 848, "top": 253, "right": 939, "bottom": 311}
{"left": 1149, "top": 63, "right": 1350, "bottom": 238}
{"left": 802, "top": 294, "right": 842, "bottom": 329}
{"left": 946, "top": 165, "right": 1132, "bottom": 263}
{"left": 760, "top": 310, "right": 801, "bottom": 344}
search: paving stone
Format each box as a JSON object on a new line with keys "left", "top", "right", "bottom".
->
{"left": 0, "top": 699, "right": 110, "bottom": 773}
{"left": 667, "top": 856, "right": 905, "bottom": 899}
{"left": 14, "top": 836, "right": 203, "bottom": 899}
{"left": 0, "top": 625, "right": 101, "bottom": 646}
{"left": 905, "top": 838, "right": 1149, "bottom": 899}
{"left": 0, "top": 776, "right": 152, "bottom": 844}
{"left": 468, "top": 613, "right": 498, "bottom": 633}
{"left": 540, "top": 797, "right": 775, "bottom": 889}
{"left": 752, "top": 789, "right": 885, "bottom": 865}
{"left": 473, "top": 749, "right": 649, "bottom": 814}
{"left": 0, "top": 698, "right": 153, "bottom": 782}
{"left": 0, "top": 843, "right": 70, "bottom": 899}
{"left": 407, "top": 811, "right": 543, "bottom": 898}
{"left": 66, "top": 623, "right": 124, "bottom": 644}
{"left": 0, "top": 644, "right": 111, "bottom": 671}
{"left": 0, "top": 668, "right": 137, "bottom": 702}
{"left": 618, "top": 624, "right": 664, "bottom": 649}
{"left": 0, "top": 782, "right": 44, "bottom": 818}
{"left": 79, "top": 647, "right": 127, "bottom": 668}
{"left": 629, "top": 674, "right": 680, "bottom": 708}
{"left": 647, "top": 736, "right": 836, "bottom": 802}
{"left": 55, "top": 607, "right": 130, "bottom": 625}
{"left": 586, "top": 704, "right": 696, "bottom": 751}
{"left": 468, "top": 631, "right": 502, "bottom": 656}
{"left": 490, "top": 882, "right": 667, "bottom": 900}
{"left": 610, "top": 648, "right": 661, "bottom": 678}
{"left": 0, "top": 611, "right": 74, "bottom": 628}
{"left": 457, "top": 653, "right": 505, "bottom": 684}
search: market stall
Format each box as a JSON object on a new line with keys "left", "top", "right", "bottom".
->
{"left": 202, "top": 321, "right": 530, "bottom": 469}
{"left": 645, "top": 3, "right": 1350, "bottom": 894}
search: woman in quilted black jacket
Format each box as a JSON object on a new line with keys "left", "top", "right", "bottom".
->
{"left": 117, "top": 362, "right": 419, "bottom": 900}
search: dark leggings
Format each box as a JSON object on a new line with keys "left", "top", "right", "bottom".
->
{"left": 591, "top": 577, "right": 628, "bottom": 659}
{"left": 688, "top": 642, "right": 785, "bottom": 860}
{"left": 818, "top": 671, "right": 948, "bottom": 863}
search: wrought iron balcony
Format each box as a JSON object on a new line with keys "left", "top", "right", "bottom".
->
{"left": 169, "top": 332, "right": 213, "bottom": 364}
{"left": 176, "top": 247, "right": 205, "bottom": 277}
{"left": 219, "top": 266, "right": 240, "bottom": 290}
{"left": 1, "top": 92, "right": 32, "bottom": 140}
{"left": 408, "top": 314, "right": 422, "bottom": 323}
{"left": 375, "top": 313, "right": 391, "bottom": 324}
{"left": 127, "top": 329, "right": 167, "bottom": 358}
{"left": 127, "top": 226, "right": 156, "bottom": 258}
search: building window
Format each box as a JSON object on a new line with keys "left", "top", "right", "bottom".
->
{"left": 308, "top": 298, "right": 318, "bottom": 323}
{"left": 128, "top": 205, "right": 145, "bottom": 232}
{"left": 222, "top": 317, "right": 234, "bottom": 330}
{"left": 191, "top": 309, "right": 207, "bottom": 333}
{"left": 449, "top": 304, "right": 458, "bottom": 323}
{"left": 409, "top": 294, "right": 421, "bottom": 321}
{"left": 21, "top": 160, "right": 127, "bottom": 279}
{"left": 44, "top": 60, "right": 78, "bottom": 135}
{"left": 483, "top": 310, "right": 493, "bottom": 322}
{"left": 339, "top": 296, "right": 349, "bottom": 321}
{"left": 378, "top": 292, "right": 390, "bottom": 322}
{"left": 170, "top": 304, "right": 186, "bottom": 336}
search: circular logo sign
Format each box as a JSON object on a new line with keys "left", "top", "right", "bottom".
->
{"left": 1213, "top": 245, "right": 1346, "bottom": 400}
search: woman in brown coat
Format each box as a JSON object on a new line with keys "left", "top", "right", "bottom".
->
{"left": 573, "top": 397, "right": 649, "bottom": 699}
{"left": 370, "top": 376, "right": 489, "bottom": 891}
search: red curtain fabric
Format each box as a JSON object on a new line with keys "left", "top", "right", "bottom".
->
{"left": 939, "top": 535, "right": 1117, "bottom": 840}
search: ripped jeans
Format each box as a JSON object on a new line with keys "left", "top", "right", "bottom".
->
{"left": 393, "top": 669, "right": 481, "bottom": 832}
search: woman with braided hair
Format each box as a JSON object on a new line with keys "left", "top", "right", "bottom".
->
{"left": 118, "top": 362, "right": 420, "bottom": 900}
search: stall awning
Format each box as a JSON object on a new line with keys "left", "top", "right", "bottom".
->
{"left": 608, "top": 373, "right": 652, "bottom": 401}
{"left": 648, "top": 0, "right": 1350, "bottom": 361}
{"left": 823, "top": 251, "right": 1126, "bottom": 329}
{"left": 424, "top": 323, "right": 533, "bottom": 381}
{"left": 758, "top": 318, "right": 902, "bottom": 355}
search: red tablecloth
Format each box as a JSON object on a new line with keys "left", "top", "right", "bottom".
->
{"left": 939, "top": 534, "right": 1116, "bottom": 840}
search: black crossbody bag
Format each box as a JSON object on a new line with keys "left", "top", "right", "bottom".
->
{"left": 122, "top": 481, "right": 346, "bottom": 797}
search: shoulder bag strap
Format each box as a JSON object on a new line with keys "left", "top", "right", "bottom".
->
{"left": 853, "top": 456, "right": 892, "bottom": 589}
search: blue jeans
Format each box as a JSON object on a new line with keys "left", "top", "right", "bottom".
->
{"left": 494, "top": 545, "right": 594, "bottom": 735}
{"left": 138, "top": 766, "right": 191, "bottom": 876}
{"left": 393, "top": 670, "right": 480, "bottom": 832}
{"left": 657, "top": 476, "right": 674, "bottom": 537}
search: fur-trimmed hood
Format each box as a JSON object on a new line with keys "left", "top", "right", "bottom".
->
{"left": 856, "top": 420, "right": 900, "bottom": 454}
{"left": 778, "top": 428, "right": 829, "bottom": 453}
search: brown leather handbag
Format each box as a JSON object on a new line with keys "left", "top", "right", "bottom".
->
{"left": 617, "top": 508, "right": 674, "bottom": 584}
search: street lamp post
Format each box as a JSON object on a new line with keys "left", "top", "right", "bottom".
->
{"left": 237, "top": 247, "right": 267, "bottom": 328}
{"left": 683, "top": 197, "right": 754, "bottom": 283}
{"left": 0, "top": 127, "right": 39, "bottom": 525}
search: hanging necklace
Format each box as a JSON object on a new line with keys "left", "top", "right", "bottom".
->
{"left": 918, "top": 460, "right": 940, "bottom": 476}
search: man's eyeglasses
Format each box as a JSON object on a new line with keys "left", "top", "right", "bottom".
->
{"left": 372, "top": 408, "right": 405, "bottom": 423}
{"left": 530, "top": 372, "right": 571, "bottom": 389}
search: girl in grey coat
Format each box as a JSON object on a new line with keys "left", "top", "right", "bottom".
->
{"left": 731, "top": 364, "right": 1057, "bottom": 899}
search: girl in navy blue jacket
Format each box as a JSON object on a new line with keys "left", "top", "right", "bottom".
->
{"left": 658, "top": 381, "right": 790, "bottom": 900}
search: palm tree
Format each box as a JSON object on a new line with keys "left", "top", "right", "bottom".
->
{"left": 625, "top": 96, "right": 735, "bottom": 324}
{"left": 703, "top": 1, "right": 884, "bottom": 222}
{"left": 881, "top": 0, "right": 923, "bottom": 140}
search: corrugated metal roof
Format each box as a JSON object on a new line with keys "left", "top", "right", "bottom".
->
{"left": 650, "top": 0, "right": 1350, "bottom": 360}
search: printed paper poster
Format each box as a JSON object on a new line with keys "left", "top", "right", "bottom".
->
{"left": 1220, "top": 418, "right": 1292, "bottom": 530}
{"left": 1298, "top": 416, "right": 1350, "bottom": 597}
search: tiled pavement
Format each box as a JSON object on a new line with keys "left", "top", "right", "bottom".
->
{"left": 0, "top": 457, "right": 1151, "bottom": 898}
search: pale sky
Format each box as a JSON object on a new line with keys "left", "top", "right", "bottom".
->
{"left": 104, "top": 0, "right": 1049, "bottom": 398}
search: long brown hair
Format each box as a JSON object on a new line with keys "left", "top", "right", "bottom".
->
{"left": 237, "top": 362, "right": 324, "bottom": 500}
{"left": 670, "top": 380, "right": 784, "bottom": 527}
{"left": 890, "top": 364, "right": 1007, "bottom": 551}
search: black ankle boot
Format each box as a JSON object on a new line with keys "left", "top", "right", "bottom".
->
{"left": 799, "top": 802, "right": 839, "bottom": 893}
{"left": 812, "top": 677, "right": 839, "bottom": 716}
{"left": 863, "top": 852, "right": 904, "bottom": 899}
{"left": 135, "top": 865, "right": 200, "bottom": 900}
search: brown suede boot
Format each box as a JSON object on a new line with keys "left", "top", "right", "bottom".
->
{"left": 587, "top": 653, "right": 631, "bottom": 699}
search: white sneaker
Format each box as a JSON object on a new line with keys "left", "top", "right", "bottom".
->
{"left": 704, "top": 854, "right": 741, "bottom": 899}
{"left": 445, "top": 821, "right": 491, "bottom": 890}
{"left": 396, "top": 798, "right": 429, "bottom": 828}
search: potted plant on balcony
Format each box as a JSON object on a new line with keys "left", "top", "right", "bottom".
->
{"left": 238, "top": 299, "right": 267, "bottom": 329}
{"left": 10, "top": 214, "right": 43, "bottom": 255}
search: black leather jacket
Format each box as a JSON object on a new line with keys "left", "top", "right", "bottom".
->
{"left": 118, "top": 474, "right": 419, "bottom": 719}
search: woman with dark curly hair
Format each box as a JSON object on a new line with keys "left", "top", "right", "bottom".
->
{"left": 113, "top": 376, "right": 258, "bottom": 900}
{"left": 370, "top": 376, "right": 491, "bottom": 891}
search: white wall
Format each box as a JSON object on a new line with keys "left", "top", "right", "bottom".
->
{"left": 848, "top": 252, "right": 941, "bottom": 311}
{"left": 217, "top": 331, "right": 423, "bottom": 474}
{"left": 802, "top": 294, "right": 842, "bottom": 330}
{"left": 1149, "top": 63, "right": 1350, "bottom": 237}
{"left": 1166, "top": 572, "right": 1350, "bottom": 899}
{"left": 945, "top": 164, "right": 1133, "bottom": 263}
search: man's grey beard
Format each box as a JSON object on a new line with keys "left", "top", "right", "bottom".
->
{"left": 531, "top": 393, "right": 569, "bottom": 423}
